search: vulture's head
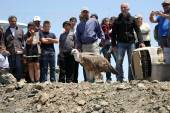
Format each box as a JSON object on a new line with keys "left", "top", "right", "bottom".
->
{"left": 71, "top": 49, "right": 81, "bottom": 62}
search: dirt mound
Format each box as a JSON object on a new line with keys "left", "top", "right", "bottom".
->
{"left": 0, "top": 80, "right": 170, "bottom": 113}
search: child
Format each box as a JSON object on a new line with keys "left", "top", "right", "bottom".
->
{"left": 39, "top": 20, "right": 58, "bottom": 82}
{"left": 59, "top": 21, "right": 76, "bottom": 83}
{"left": 24, "top": 22, "right": 40, "bottom": 83}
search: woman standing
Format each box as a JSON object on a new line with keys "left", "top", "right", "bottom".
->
{"left": 24, "top": 22, "right": 40, "bottom": 83}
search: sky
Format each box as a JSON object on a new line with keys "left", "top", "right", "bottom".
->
{"left": 0, "top": 0, "right": 163, "bottom": 81}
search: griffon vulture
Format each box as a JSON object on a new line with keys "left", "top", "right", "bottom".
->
{"left": 71, "top": 49, "right": 118, "bottom": 80}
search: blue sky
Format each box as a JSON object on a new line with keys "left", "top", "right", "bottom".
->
{"left": 1, "top": 0, "right": 163, "bottom": 81}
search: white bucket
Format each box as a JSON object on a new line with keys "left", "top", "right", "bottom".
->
{"left": 163, "top": 47, "right": 170, "bottom": 64}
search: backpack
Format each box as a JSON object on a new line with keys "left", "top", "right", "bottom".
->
{"left": 154, "top": 24, "right": 159, "bottom": 41}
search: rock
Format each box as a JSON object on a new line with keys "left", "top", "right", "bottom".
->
{"left": 91, "top": 111, "right": 99, "bottom": 113}
{"left": 7, "top": 97, "right": 14, "bottom": 101}
{"left": 100, "top": 101, "right": 108, "bottom": 106}
{"left": 28, "top": 89, "right": 39, "bottom": 98}
{"left": 98, "top": 109, "right": 104, "bottom": 113}
{"left": 39, "top": 93, "right": 49, "bottom": 105}
{"left": 137, "top": 83, "right": 147, "bottom": 90}
{"left": 76, "top": 99, "right": 86, "bottom": 106}
{"left": 151, "top": 80, "right": 159, "bottom": 83}
{"left": 116, "top": 84, "right": 131, "bottom": 90}
{"left": 16, "top": 79, "right": 26, "bottom": 89}
{"left": 33, "top": 84, "right": 44, "bottom": 90}
{"left": 59, "top": 106, "right": 65, "bottom": 112}
{"left": 36, "top": 104, "right": 42, "bottom": 112}
{"left": 93, "top": 104, "right": 101, "bottom": 111}
{"left": 159, "top": 107, "right": 168, "bottom": 113}
{"left": 5, "top": 85, "right": 15, "bottom": 93}
{"left": 133, "top": 110, "right": 145, "bottom": 113}
{"left": 14, "top": 108, "right": 23, "bottom": 113}
{"left": 0, "top": 73, "right": 16, "bottom": 84}
{"left": 165, "top": 105, "right": 170, "bottom": 111}
{"left": 76, "top": 106, "right": 82, "bottom": 112}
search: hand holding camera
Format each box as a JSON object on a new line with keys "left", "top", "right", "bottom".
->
{"left": 151, "top": 11, "right": 164, "bottom": 16}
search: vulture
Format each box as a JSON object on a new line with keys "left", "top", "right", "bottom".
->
{"left": 71, "top": 49, "right": 118, "bottom": 80}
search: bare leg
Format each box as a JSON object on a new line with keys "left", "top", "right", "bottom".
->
{"left": 34, "top": 62, "right": 40, "bottom": 82}
{"left": 28, "top": 63, "right": 34, "bottom": 82}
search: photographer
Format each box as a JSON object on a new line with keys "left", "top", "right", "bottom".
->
{"left": 150, "top": 0, "right": 170, "bottom": 48}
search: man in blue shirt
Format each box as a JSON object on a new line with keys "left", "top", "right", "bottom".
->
{"left": 39, "top": 20, "right": 58, "bottom": 82}
{"left": 150, "top": 0, "right": 170, "bottom": 48}
{"left": 76, "top": 7, "right": 105, "bottom": 82}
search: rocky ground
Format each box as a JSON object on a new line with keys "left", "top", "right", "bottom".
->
{"left": 0, "top": 74, "right": 170, "bottom": 113}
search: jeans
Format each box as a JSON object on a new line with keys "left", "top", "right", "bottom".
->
{"left": 58, "top": 55, "right": 65, "bottom": 83}
{"left": 116, "top": 42, "right": 135, "bottom": 81}
{"left": 40, "top": 52, "right": 56, "bottom": 82}
{"left": 101, "top": 45, "right": 117, "bottom": 81}
{"left": 8, "top": 54, "right": 23, "bottom": 81}
{"left": 158, "top": 37, "right": 170, "bottom": 48}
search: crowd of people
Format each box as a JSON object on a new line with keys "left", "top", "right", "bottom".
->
{"left": 0, "top": 0, "right": 170, "bottom": 83}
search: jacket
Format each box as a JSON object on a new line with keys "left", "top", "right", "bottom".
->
{"left": 111, "top": 13, "right": 143, "bottom": 46}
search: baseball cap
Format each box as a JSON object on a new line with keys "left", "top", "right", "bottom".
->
{"left": 162, "top": 0, "right": 170, "bottom": 4}
{"left": 33, "top": 16, "right": 41, "bottom": 21}
{"left": 134, "top": 14, "right": 143, "bottom": 19}
{"left": 81, "top": 7, "right": 89, "bottom": 12}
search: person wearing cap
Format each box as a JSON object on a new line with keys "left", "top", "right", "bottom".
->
{"left": 111, "top": 3, "right": 145, "bottom": 82}
{"left": 76, "top": 7, "right": 105, "bottom": 82}
{"left": 58, "top": 21, "right": 76, "bottom": 83}
{"left": 150, "top": 0, "right": 170, "bottom": 48}
{"left": 39, "top": 20, "right": 58, "bottom": 83}
{"left": 135, "top": 14, "right": 151, "bottom": 48}
{"left": 33, "top": 16, "right": 42, "bottom": 31}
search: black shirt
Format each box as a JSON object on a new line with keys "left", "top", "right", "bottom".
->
{"left": 39, "top": 31, "right": 56, "bottom": 53}
{"left": 111, "top": 13, "right": 142, "bottom": 46}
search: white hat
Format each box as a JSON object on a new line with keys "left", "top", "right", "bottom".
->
{"left": 134, "top": 14, "right": 143, "bottom": 19}
{"left": 81, "top": 7, "right": 89, "bottom": 12}
{"left": 33, "top": 16, "right": 41, "bottom": 21}
{"left": 162, "top": 0, "right": 170, "bottom": 4}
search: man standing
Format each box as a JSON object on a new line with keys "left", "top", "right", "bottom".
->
{"left": 4, "top": 16, "right": 25, "bottom": 81}
{"left": 69, "top": 17, "right": 79, "bottom": 83}
{"left": 39, "top": 20, "right": 58, "bottom": 82}
{"left": 76, "top": 7, "right": 105, "bottom": 82}
{"left": 150, "top": 0, "right": 170, "bottom": 48}
{"left": 111, "top": 3, "right": 145, "bottom": 82}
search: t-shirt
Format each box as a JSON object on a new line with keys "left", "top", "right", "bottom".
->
{"left": 157, "top": 16, "right": 170, "bottom": 38}
{"left": 39, "top": 31, "right": 56, "bottom": 53}
{"left": 140, "top": 22, "right": 150, "bottom": 41}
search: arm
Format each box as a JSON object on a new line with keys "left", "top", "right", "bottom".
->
{"left": 95, "top": 21, "right": 105, "bottom": 40}
{"left": 75, "top": 26, "right": 82, "bottom": 51}
{"left": 47, "top": 38, "right": 58, "bottom": 44}
{"left": 40, "top": 32, "right": 58, "bottom": 44}
{"left": 149, "top": 11, "right": 158, "bottom": 23}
